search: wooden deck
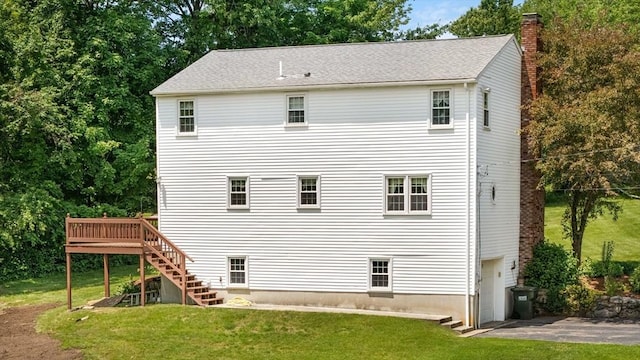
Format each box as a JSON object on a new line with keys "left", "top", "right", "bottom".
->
{"left": 64, "top": 214, "right": 223, "bottom": 310}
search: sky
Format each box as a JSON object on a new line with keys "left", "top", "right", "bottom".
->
{"left": 405, "top": 0, "right": 524, "bottom": 29}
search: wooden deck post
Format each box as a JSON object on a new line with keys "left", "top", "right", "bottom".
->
{"left": 103, "top": 254, "right": 110, "bottom": 298}
{"left": 66, "top": 252, "right": 72, "bottom": 310}
{"left": 140, "top": 254, "right": 145, "bottom": 307}
{"left": 181, "top": 255, "right": 187, "bottom": 305}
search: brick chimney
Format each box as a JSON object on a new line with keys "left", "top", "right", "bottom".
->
{"left": 519, "top": 13, "right": 545, "bottom": 276}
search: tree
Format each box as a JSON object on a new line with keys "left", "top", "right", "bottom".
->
{"left": 400, "top": 24, "right": 448, "bottom": 40}
{"left": 522, "top": 0, "right": 640, "bottom": 30}
{"left": 449, "top": 0, "right": 521, "bottom": 38}
{"left": 152, "top": 0, "right": 411, "bottom": 72}
{"left": 0, "top": 0, "right": 163, "bottom": 279}
{"left": 526, "top": 17, "right": 640, "bottom": 263}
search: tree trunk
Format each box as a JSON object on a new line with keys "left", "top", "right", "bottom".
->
{"left": 570, "top": 191, "right": 596, "bottom": 265}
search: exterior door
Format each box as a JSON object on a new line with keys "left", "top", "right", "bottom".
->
{"left": 480, "top": 260, "right": 495, "bottom": 324}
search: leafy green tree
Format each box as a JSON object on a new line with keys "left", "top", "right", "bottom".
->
{"left": 0, "top": 0, "right": 162, "bottom": 279}
{"left": 152, "top": 0, "right": 411, "bottom": 72}
{"left": 449, "top": 0, "right": 521, "bottom": 37}
{"left": 522, "top": 0, "right": 640, "bottom": 30}
{"left": 400, "top": 24, "right": 448, "bottom": 40}
{"left": 526, "top": 17, "right": 640, "bottom": 263}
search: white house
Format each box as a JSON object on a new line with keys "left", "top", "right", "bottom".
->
{"left": 150, "top": 33, "right": 526, "bottom": 327}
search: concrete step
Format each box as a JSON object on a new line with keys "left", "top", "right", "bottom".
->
{"left": 440, "top": 320, "right": 463, "bottom": 329}
{"left": 452, "top": 325, "right": 474, "bottom": 335}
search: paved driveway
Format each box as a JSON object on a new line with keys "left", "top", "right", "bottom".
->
{"left": 474, "top": 317, "right": 640, "bottom": 345}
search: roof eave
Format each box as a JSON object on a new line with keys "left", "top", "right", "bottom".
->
{"left": 150, "top": 78, "right": 479, "bottom": 97}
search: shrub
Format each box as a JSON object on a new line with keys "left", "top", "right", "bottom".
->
{"left": 588, "top": 261, "right": 634, "bottom": 277}
{"left": 563, "top": 284, "right": 598, "bottom": 317}
{"left": 524, "top": 240, "right": 579, "bottom": 313}
{"left": 630, "top": 267, "right": 640, "bottom": 294}
{"left": 116, "top": 276, "right": 139, "bottom": 295}
{"left": 604, "top": 276, "right": 624, "bottom": 296}
{"left": 619, "top": 261, "right": 640, "bottom": 276}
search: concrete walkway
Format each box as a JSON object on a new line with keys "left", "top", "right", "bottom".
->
{"left": 472, "top": 316, "right": 640, "bottom": 345}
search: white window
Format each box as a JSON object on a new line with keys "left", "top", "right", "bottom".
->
{"left": 228, "top": 177, "right": 249, "bottom": 209}
{"left": 369, "top": 258, "right": 392, "bottom": 292}
{"left": 228, "top": 257, "right": 248, "bottom": 287}
{"left": 384, "top": 175, "right": 431, "bottom": 215}
{"left": 483, "top": 91, "right": 490, "bottom": 128}
{"left": 431, "top": 90, "right": 451, "bottom": 127}
{"left": 286, "top": 94, "right": 306, "bottom": 125}
{"left": 297, "top": 175, "right": 320, "bottom": 208}
{"left": 178, "top": 99, "right": 196, "bottom": 135}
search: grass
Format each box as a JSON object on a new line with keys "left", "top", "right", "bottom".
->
{"left": 0, "top": 264, "right": 140, "bottom": 310}
{"left": 545, "top": 198, "right": 640, "bottom": 261}
{"left": 37, "top": 305, "right": 640, "bottom": 360}
{"left": 0, "top": 268, "right": 638, "bottom": 359}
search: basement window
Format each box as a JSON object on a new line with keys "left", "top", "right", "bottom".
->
{"left": 369, "top": 258, "right": 392, "bottom": 292}
{"left": 228, "top": 257, "right": 248, "bottom": 287}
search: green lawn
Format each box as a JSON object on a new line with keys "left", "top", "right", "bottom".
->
{"left": 545, "top": 198, "right": 640, "bottom": 261}
{"left": 0, "top": 264, "right": 140, "bottom": 310}
{"left": 0, "top": 268, "right": 638, "bottom": 359}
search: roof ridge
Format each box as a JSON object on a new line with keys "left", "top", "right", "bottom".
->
{"left": 214, "top": 34, "right": 515, "bottom": 53}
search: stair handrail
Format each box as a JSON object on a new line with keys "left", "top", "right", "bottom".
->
{"left": 140, "top": 218, "right": 192, "bottom": 304}
{"left": 140, "top": 218, "right": 194, "bottom": 263}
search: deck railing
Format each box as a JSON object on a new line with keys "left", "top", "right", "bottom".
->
{"left": 66, "top": 216, "right": 142, "bottom": 245}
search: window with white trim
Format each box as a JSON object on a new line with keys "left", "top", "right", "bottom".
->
{"left": 297, "top": 175, "right": 320, "bottom": 208}
{"left": 483, "top": 91, "right": 490, "bottom": 128}
{"left": 286, "top": 94, "right": 306, "bottom": 125}
{"left": 369, "top": 258, "right": 391, "bottom": 291}
{"left": 178, "top": 100, "right": 196, "bottom": 134}
{"left": 228, "top": 257, "right": 247, "bottom": 286}
{"left": 228, "top": 177, "right": 249, "bottom": 209}
{"left": 431, "top": 90, "right": 451, "bottom": 126}
{"left": 385, "top": 175, "right": 431, "bottom": 214}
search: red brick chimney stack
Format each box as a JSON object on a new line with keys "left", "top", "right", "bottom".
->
{"left": 519, "top": 13, "right": 545, "bottom": 276}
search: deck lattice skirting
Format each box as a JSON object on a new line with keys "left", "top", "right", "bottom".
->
{"left": 64, "top": 214, "right": 223, "bottom": 309}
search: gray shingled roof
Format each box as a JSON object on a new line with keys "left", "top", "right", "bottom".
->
{"left": 151, "top": 35, "right": 516, "bottom": 96}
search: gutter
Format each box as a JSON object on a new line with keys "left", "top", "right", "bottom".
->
{"left": 149, "top": 78, "right": 479, "bottom": 97}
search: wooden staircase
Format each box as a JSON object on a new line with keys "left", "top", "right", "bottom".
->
{"left": 65, "top": 216, "right": 223, "bottom": 307}
{"left": 140, "top": 218, "right": 224, "bottom": 306}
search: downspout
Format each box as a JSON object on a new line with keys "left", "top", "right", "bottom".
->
{"left": 464, "top": 82, "right": 471, "bottom": 328}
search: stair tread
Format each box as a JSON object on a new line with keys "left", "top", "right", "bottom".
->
{"left": 440, "top": 320, "right": 463, "bottom": 328}
{"left": 452, "top": 325, "right": 474, "bottom": 334}
{"left": 188, "top": 285, "right": 209, "bottom": 291}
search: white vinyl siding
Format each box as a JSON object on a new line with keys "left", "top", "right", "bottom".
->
{"left": 476, "top": 38, "right": 522, "bottom": 288}
{"left": 156, "top": 84, "right": 476, "bottom": 296}
{"left": 178, "top": 99, "right": 196, "bottom": 135}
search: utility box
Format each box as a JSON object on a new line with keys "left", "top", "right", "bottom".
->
{"left": 511, "top": 286, "right": 537, "bottom": 320}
